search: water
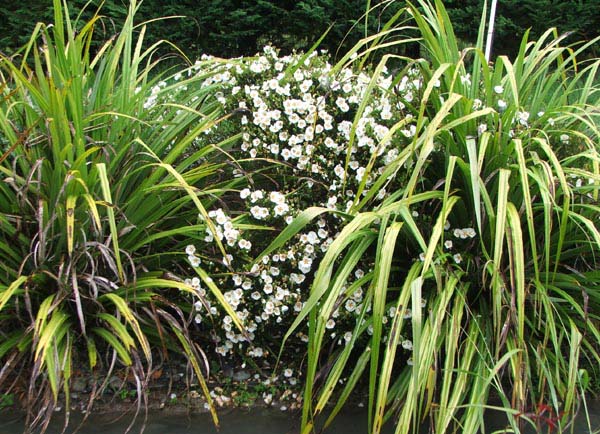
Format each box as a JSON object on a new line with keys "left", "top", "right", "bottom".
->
{"left": 0, "top": 408, "right": 391, "bottom": 434}
{"left": 2, "top": 403, "right": 600, "bottom": 434}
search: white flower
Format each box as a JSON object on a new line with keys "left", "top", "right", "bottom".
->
{"left": 463, "top": 228, "right": 476, "bottom": 238}
{"left": 401, "top": 125, "right": 416, "bottom": 138}
{"left": 291, "top": 145, "right": 303, "bottom": 158}
{"left": 274, "top": 203, "right": 289, "bottom": 216}
{"left": 185, "top": 244, "right": 196, "bottom": 255}
{"left": 326, "top": 319, "right": 336, "bottom": 329}
{"left": 336, "top": 96, "right": 350, "bottom": 112}
{"left": 334, "top": 164, "right": 346, "bottom": 180}
{"left": 453, "top": 253, "right": 463, "bottom": 264}
{"left": 188, "top": 255, "right": 201, "bottom": 267}
{"left": 275, "top": 287, "right": 287, "bottom": 301}
{"left": 298, "top": 256, "right": 313, "bottom": 274}
{"left": 283, "top": 368, "right": 294, "bottom": 378}
{"left": 300, "top": 79, "right": 313, "bottom": 93}
{"left": 238, "top": 239, "right": 252, "bottom": 250}
{"left": 269, "top": 191, "right": 285, "bottom": 204}
{"left": 560, "top": 134, "right": 570, "bottom": 143}
{"left": 263, "top": 393, "right": 273, "bottom": 405}
{"left": 355, "top": 167, "right": 366, "bottom": 182}
{"left": 497, "top": 99, "right": 507, "bottom": 110}
{"left": 250, "top": 206, "right": 269, "bottom": 220}
{"left": 494, "top": 85, "right": 504, "bottom": 94}
{"left": 444, "top": 240, "right": 453, "bottom": 249}
{"left": 306, "top": 231, "right": 319, "bottom": 245}
{"left": 345, "top": 299, "right": 357, "bottom": 312}
{"left": 324, "top": 137, "right": 336, "bottom": 149}
{"left": 250, "top": 190, "right": 264, "bottom": 202}
{"left": 264, "top": 301, "right": 275, "bottom": 314}
{"left": 516, "top": 110, "right": 530, "bottom": 126}
{"left": 291, "top": 273, "right": 305, "bottom": 284}
{"left": 343, "top": 331, "right": 353, "bottom": 343}
{"left": 401, "top": 339, "right": 413, "bottom": 350}
{"left": 453, "top": 227, "right": 476, "bottom": 239}
{"left": 281, "top": 148, "right": 291, "bottom": 160}
{"left": 240, "top": 188, "right": 251, "bottom": 199}
{"left": 222, "top": 254, "right": 233, "bottom": 266}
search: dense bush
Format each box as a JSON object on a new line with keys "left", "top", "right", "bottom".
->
{"left": 169, "top": 46, "right": 422, "bottom": 377}
{"left": 444, "top": 0, "right": 600, "bottom": 56}
{"left": 0, "top": 0, "right": 403, "bottom": 60}
{"left": 1, "top": 1, "right": 598, "bottom": 59}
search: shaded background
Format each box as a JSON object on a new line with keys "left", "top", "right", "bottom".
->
{"left": 1, "top": 1, "right": 599, "bottom": 61}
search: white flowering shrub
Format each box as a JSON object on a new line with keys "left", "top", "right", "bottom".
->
{"left": 169, "top": 47, "right": 489, "bottom": 378}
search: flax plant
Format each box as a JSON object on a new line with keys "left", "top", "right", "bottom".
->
{"left": 0, "top": 0, "right": 242, "bottom": 431}
{"left": 271, "top": 1, "right": 600, "bottom": 432}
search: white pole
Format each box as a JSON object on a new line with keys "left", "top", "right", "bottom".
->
{"left": 485, "top": 0, "right": 498, "bottom": 62}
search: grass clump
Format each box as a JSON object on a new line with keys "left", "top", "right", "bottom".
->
{"left": 0, "top": 0, "right": 243, "bottom": 431}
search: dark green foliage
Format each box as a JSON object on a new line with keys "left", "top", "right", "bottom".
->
{"left": 134, "top": 0, "right": 403, "bottom": 59}
{"left": 444, "top": 0, "right": 600, "bottom": 57}
{"left": 0, "top": 1, "right": 401, "bottom": 59}
{"left": 3, "top": 1, "right": 597, "bottom": 60}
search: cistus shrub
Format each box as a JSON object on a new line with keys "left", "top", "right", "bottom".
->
{"left": 168, "top": 46, "right": 429, "bottom": 376}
